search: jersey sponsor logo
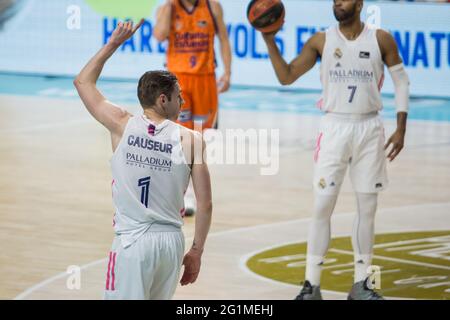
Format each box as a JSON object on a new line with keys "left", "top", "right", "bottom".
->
{"left": 328, "top": 69, "right": 375, "bottom": 83}
{"left": 359, "top": 51, "right": 370, "bottom": 59}
{"left": 174, "top": 32, "right": 210, "bottom": 52}
{"left": 127, "top": 135, "right": 173, "bottom": 154}
{"left": 246, "top": 231, "right": 450, "bottom": 299}
{"left": 126, "top": 152, "right": 172, "bottom": 171}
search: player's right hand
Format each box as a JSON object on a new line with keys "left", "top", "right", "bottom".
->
{"left": 108, "top": 19, "right": 144, "bottom": 47}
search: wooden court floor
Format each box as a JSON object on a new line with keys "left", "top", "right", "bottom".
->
{"left": 1, "top": 94, "right": 449, "bottom": 299}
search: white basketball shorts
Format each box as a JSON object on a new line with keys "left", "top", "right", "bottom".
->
{"left": 313, "top": 112, "right": 388, "bottom": 195}
{"left": 103, "top": 225, "right": 185, "bottom": 300}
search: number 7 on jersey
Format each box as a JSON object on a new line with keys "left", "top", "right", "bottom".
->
{"left": 348, "top": 85, "right": 357, "bottom": 103}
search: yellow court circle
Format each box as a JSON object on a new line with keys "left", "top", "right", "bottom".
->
{"left": 247, "top": 231, "right": 450, "bottom": 300}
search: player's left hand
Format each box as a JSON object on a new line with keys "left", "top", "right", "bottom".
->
{"left": 108, "top": 19, "right": 145, "bottom": 47}
{"left": 180, "top": 248, "right": 202, "bottom": 286}
{"left": 217, "top": 73, "right": 231, "bottom": 93}
{"left": 384, "top": 129, "right": 405, "bottom": 162}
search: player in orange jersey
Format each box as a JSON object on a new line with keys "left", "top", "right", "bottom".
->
{"left": 154, "top": 0, "right": 232, "bottom": 131}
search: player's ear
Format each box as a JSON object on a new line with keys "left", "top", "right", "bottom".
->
{"left": 357, "top": 0, "right": 363, "bottom": 12}
{"left": 159, "top": 93, "right": 167, "bottom": 104}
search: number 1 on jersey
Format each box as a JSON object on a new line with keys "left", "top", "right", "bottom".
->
{"left": 138, "top": 176, "right": 151, "bottom": 208}
{"left": 348, "top": 86, "right": 357, "bottom": 103}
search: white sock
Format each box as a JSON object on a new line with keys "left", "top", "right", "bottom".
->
{"left": 305, "top": 255, "right": 324, "bottom": 286}
{"left": 354, "top": 254, "right": 373, "bottom": 283}
{"left": 305, "top": 193, "right": 338, "bottom": 286}
{"left": 352, "top": 193, "right": 377, "bottom": 283}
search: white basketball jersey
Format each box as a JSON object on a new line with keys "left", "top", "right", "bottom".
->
{"left": 110, "top": 115, "right": 191, "bottom": 248}
{"left": 319, "top": 24, "right": 385, "bottom": 114}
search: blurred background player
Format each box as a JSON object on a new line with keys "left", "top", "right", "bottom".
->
{"left": 74, "top": 20, "right": 213, "bottom": 299}
{"left": 153, "top": 0, "right": 232, "bottom": 216}
{"left": 260, "top": 0, "right": 409, "bottom": 300}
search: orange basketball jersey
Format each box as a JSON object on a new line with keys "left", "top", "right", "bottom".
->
{"left": 167, "top": 0, "right": 218, "bottom": 75}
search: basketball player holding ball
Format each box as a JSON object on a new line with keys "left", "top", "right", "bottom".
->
{"left": 252, "top": 0, "right": 410, "bottom": 300}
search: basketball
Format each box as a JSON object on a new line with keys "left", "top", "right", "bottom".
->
{"left": 247, "top": 0, "right": 285, "bottom": 33}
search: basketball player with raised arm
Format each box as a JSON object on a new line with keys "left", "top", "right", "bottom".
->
{"left": 260, "top": 0, "right": 409, "bottom": 300}
{"left": 153, "top": 0, "right": 232, "bottom": 216}
{"left": 74, "top": 20, "right": 213, "bottom": 300}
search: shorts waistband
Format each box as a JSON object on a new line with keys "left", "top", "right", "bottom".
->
{"left": 324, "top": 111, "right": 379, "bottom": 121}
{"left": 147, "top": 222, "right": 181, "bottom": 232}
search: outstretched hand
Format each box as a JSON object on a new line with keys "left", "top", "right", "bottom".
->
{"left": 108, "top": 19, "right": 145, "bottom": 47}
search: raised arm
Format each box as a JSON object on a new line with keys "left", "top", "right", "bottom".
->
{"left": 377, "top": 29, "right": 409, "bottom": 162}
{"left": 73, "top": 20, "right": 143, "bottom": 148}
{"left": 180, "top": 131, "right": 212, "bottom": 286}
{"left": 153, "top": 0, "right": 173, "bottom": 42}
{"left": 262, "top": 30, "right": 323, "bottom": 85}
{"left": 211, "top": 0, "right": 232, "bottom": 93}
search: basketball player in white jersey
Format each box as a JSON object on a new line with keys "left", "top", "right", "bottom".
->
{"left": 74, "top": 20, "right": 213, "bottom": 299}
{"left": 260, "top": 0, "right": 409, "bottom": 300}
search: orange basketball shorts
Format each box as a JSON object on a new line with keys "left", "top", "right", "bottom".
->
{"left": 174, "top": 73, "right": 218, "bottom": 131}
